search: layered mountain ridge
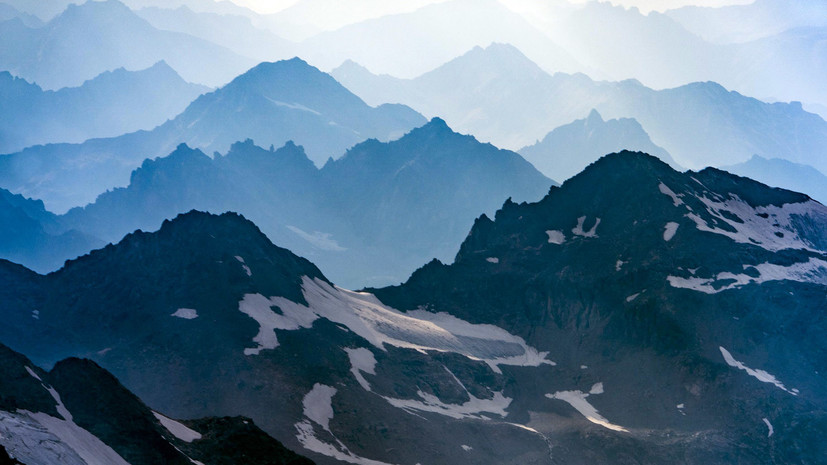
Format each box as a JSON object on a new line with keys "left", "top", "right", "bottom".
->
{"left": 0, "top": 61, "right": 208, "bottom": 154}
{"left": 332, "top": 43, "right": 827, "bottom": 176}
{"left": 0, "top": 57, "right": 425, "bottom": 213}
{"left": 53, "top": 117, "right": 550, "bottom": 287}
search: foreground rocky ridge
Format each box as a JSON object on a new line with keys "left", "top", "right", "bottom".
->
{"left": 0, "top": 343, "right": 313, "bottom": 465}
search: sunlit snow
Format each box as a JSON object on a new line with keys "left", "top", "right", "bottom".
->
{"left": 153, "top": 412, "right": 202, "bottom": 442}
{"left": 546, "top": 383, "right": 628, "bottom": 432}
{"left": 303, "top": 384, "right": 337, "bottom": 432}
{"left": 546, "top": 230, "right": 566, "bottom": 244}
{"left": 667, "top": 257, "right": 827, "bottom": 294}
{"left": 239, "top": 277, "right": 554, "bottom": 372}
{"left": 234, "top": 255, "right": 252, "bottom": 276}
{"left": 345, "top": 348, "right": 377, "bottom": 391}
{"left": 663, "top": 222, "right": 679, "bottom": 241}
{"left": 762, "top": 418, "right": 774, "bottom": 437}
{"left": 659, "top": 182, "right": 685, "bottom": 207}
{"left": 685, "top": 195, "right": 827, "bottom": 253}
{"left": 572, "top": 216, "right": 600, "bottom": 238}
{"left": 171, "top": 308, "right": 198, "bottom": 319}
{"left": 719, "top": 347, "right": 796, "bottom": 395}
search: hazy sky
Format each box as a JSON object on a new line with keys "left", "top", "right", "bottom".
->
{"left": 231, "top": 0, "right": 754, "bottom": 15}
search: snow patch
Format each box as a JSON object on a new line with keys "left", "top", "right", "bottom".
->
{"left": 303, "top": 384, "right": 337, "bottom": 432}
{"left": 589, "top": 382, "right": 604, "bottom": 395}
{"left": 659, "top": 182, "right": 684, "bottom": 207}
{"left": 234, "top": 255, "right": 252, "bottom": 276}
{"left": 171, "top": 308, "right": 198, "bottom": 319}
{"left": 615, "top": 260, "right": 625, "bottom": 271}
{"left": 295, "top": 420, "right": 393, "bottom": 465}
{"left": 763, "top": 418, "right": 774, "bottom": 437}
{"left": 153, "top": 412, "right": 202, "bottom": 442}
{"left": 461, "top": 445, "right": 473, "bottom": 451}
{"left": 0, "top": 410, "right": 87, "bottom": 465}
{"left": 383, "top": 389, "right": 511, "bottom": 420}
{"left": 295, "top": 383, "right": 393, "bottom": 465}
{"left": 572, "top": 216, "right": 600, "bottom": 238}
{"left": 667, "top": 257, "right": 827, "bottom": 294}
{"left": 685, "top": 194, "right": 827, "bottom": 253}
{"left": 31, "top": 309, "right": 39, "bottom": 320}
{"left": 546, "top": 230, "right": 566, "bottom": 244}
{"left": 25, "top": 366, "right": 42, "bottom": 382}
{"left": 719, "top": 347, "right": 796, "bottom": 395}
{"left": 239, "top": 277, "right": 554, "bottom": 372}
{"left": 345, "top": 348, "right": 376, "bottom": 391}
{"left": 237, "top": 291, "right": 319, "bottom": 355}
{"left": 44, "top": 386, "right": 72, "bottom": 421}
{"left": 486, "top": 257, "right": 499, "bottom": 264}
{"left": 546, "top": 388, "right": 627, "bottom": 432}
{"left": 663, "top": 222, "right": 679, "bottom": 241}
{"left": 27, "top": 410, "right": 132, "bottom": 465}
{"left": 625, "top": 293, "right": 639, "bottom": 302}
{"left": 580, "top": 365, "right": 588, "bottom": 370}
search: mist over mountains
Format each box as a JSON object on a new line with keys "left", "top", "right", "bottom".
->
{"left": 0, "top": 0, "right": 253, "bottom": 89}
{"left": 333, "top": 43, "right": 827, "bottom": 181}
{"left": 54, "top": 118, "right": 549, "bottom": 288}
{"left": 0, "top": 61, "right": 208, "bottom": 153}
{"left": 1, "top": 0, "right": 825, "bottom": 464}
{"left": 0, "top": 57, "right": 424, "bottom": 212}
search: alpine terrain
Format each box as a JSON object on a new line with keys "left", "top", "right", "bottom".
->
{"left": 0, "top": 152, "right": 824, "bottom": 464}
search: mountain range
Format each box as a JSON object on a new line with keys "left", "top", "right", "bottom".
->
{"left": 1, "top": 152, "right": 825, "bottom": 464}
{"left": 666, "top": 0, "right": 827, "bottom": 43}
{"left": 722, "top": 155, "right": 827, "bottom": 206}
{"left": 54, "top": 118, "right": 550, "bottom": 288}
{"left": 332, "top": 43, "right": 827, "bottom": 175}
{"left": 519, "top": 109, "right": 679, "bottom": 181}
{"left": 0, "top": 61, "right": 208, "bottom": 154}
{"left": 134, "top": 5, "right": 295, "bottom": 63}
{"left": 297, "top": 0, "right": 586, "bottom": 79}
{"left": 0, "top": 57, "right": 425, "bottom": 213}
{"left": 0, "top": 188, "right": 100, "bottom": 273}
{"left": 0, "top": 0, "right": 253, "bottom": 89}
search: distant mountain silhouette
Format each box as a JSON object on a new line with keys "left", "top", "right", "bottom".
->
{"left": 722, "top": 155, "right": 827, "bottom": 205}
{"left": 0, "top": 3, "right": 44, "bottom": 27}
{"left": 0, "top": 0, "right": 78, "bottom": 21}
{"left": 0, "top": 62, "right": 208, "bottom": 153}
{"left": 134, "top": 5, "right": 295, "bottom": 62}
{"left": 0, "top": 188, "right": 101, "bottom": 273}
{"left": 666, "top": 0, "right": 827, "bottom": 43}
{"left": 333, "top": 43, "right": 827, "bottom": 182}
{"left": 298, "top": 0, "right": 585, "bottom": 78}
{"left": 0, "top": 0, "right": 253, "bottom": 89}
{"left": 53, "top": 119, "right": 551, "bottom": 287}
{"left": 519, "top": 109, "right": 679, "bottom": 181}
{"left": 0, "top": 57, "right": 425, "bottom": 213}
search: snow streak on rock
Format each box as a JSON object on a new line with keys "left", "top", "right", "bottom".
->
{"left": 719, "top": 347, "right": 796, "bottom": 395}
{"left": 239, "top": 277, "right": 554, "bottom": 372}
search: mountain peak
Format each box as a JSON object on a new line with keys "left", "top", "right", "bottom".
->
{"left": 586, "top": 108, "right": 604, "bottom": 123}
{"left": 60, "top": 210, "right": 329, "bottom": 300}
